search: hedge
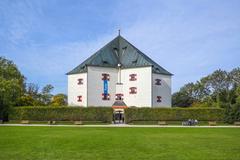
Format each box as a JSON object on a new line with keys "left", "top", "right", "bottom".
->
{"left": 9, "top": 107, "right": 113, "bottom": 123}
{"left": 125, "top": 107, "right": 224, "bottom": 123}
{"left": 9, "top": 106, "right": 225, "bottom": 124}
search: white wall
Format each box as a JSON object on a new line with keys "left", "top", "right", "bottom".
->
{"left": 121, "top": 67, "right": 152, "bottom": 107}
{"left": 68, "top": 73, "right": 87, "bottom": 106}
{"left": 68, "top": 66, "right": 172, "bottom": 108}
{"left": 87, "top": 66, "right": 118, "bottom": 106}
{"left": 152, "top": 73, "right": 172, "bottom": 107}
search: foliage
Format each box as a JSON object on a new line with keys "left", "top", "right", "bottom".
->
{"left": 172, "top": 67, "right": 240, "bottom": 108}
{"left": 172, "top": 83, "right": 198, "bottom": 107}
{"left": 51, "top": 94, "right": 67, "bottom": 106}
{"left": 39, "top": 84, "right": 54, "bottom": 105}
{"left": 17, "top": 83, "right": 56, "bottom": 106}
{"left": 0, "top": 57, "right": 25, "bottom": 120}
{"left": 224, "top": 102, "right": 240, "bottom": 124}
{"left": 124, "top": 107, "right": 224, "bottom": 123}
{"left": 9, "top": 106, "right": 113, "bottom": 123}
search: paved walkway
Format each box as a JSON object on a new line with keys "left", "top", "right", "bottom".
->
{"left": 1, "top": 124, "right": 240, "bottom": 128}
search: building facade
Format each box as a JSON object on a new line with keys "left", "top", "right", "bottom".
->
{"left": 67, "top": 35, "right": 172, "bottom": 108}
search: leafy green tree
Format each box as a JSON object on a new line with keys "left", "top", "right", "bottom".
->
{"left": 40, "top": 84, "right": 54, "bottom": 105}
{"left": 51, "top": 94, "right": 67, "bottom": 106}
{"left": 16, "top": 83, "right": 40, "bottom": 106}
{"left": 172, "top": 83, "right": 196, "bottom": 107}
{"left": 235, "top": 86, "right": 240, "bottom": 104}
{"left": 229, "top": 67, "right": 240, "bottom": 86}
{"left": 173, "top": 68, "right": 240, "bottom": 108}
{"left": 202, "top": 69, "right": 232, "bottom": 107}
{"left": 0, "top": 57, "right": 25, "bottom": 120}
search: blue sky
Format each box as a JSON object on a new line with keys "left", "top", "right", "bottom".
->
{"left": 0, "top": 0, "right": 240, "bottom": 94}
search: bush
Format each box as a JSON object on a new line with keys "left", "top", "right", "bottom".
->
{"left": 125, "top": 107, "right": 224, "bottom": 123}
{"left": 9, "top": 106, "right": 113, "bottom": 123}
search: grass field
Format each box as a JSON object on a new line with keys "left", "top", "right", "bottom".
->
{"left": 0, "top": 127, "right": 240, "bottom": 160}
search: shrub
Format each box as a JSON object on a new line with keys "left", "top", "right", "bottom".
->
{"left": 9, "top": 106, "right": 113, "bottom": 123}
{"left": 125, "top": 107, "right": 224, "bottom": 123}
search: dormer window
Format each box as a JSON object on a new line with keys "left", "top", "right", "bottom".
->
{"left": 102, "top": 61, "right": 108, "bottom": 65}
{"left": 129, "top": 87, "right": 137, "bottom": 94}
{"left": 157, "top": 96, "right": 162, "bottom": 103}
{"left": 155, "top": 79, "right": 161, "bottom": 85}
{"left": 132, "top": 59, "right": 138, "bottom": 64}
{"left": 102, "top": 73, "right": 110, "bottom": 81}
{"left": 77, "top": 96, "right": 82, "bottom": 102}
{"left": 116, "top": 94, "right": 124, "bottom": 100}
{"left": 129, "top": 74, "right": 137, "bottom": 81}
{"left": 78, "top": 79, "right": 83, "bottom": 85}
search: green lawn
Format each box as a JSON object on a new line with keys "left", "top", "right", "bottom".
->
{"left": 0, "top": 127, "right": 240, "bottom": 160}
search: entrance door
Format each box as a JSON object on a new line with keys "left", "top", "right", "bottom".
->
{"left": 113, "top": 111, "right": 124, "bottom": 124}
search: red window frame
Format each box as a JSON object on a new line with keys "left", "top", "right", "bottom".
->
{"left": 129, "top": 87, "right": 137, "bottom": 94}
{"left": 102, "top": 93, "right": 110, "bottom": 100}
{"left": 78, "top": 78, "right": 83, "bottom": 85}
{"left": 155, "top": 79, "right": 161, "bottom": 85}
{"left": 102, "top": 73, "right": 110, "bottom": 81}
{"left": 115, "top": 94, "right": 124, "bottom": 100}
{"left": 77, "top": 96, "right": 82, "bottom": 102}
{"left": 157, "top": 96, "right": 162, "bottom": 103}
{"left": 129, "top": 74, "right": 137, "bottom": 81}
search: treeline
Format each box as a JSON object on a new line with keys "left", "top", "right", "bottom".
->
{"left": 172, "top": 68, "right": 240, "bottom": 108}
{"left": 16, "top": 83, "right": 67, "bottom": 107}
{"left": 172, "top": 68, "right": 240, "bottom": 123}
{"left": 0, "top": 57, "right": 67, "bottom": 120}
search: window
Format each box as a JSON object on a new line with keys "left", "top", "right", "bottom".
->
{"left": 155, "top": 79, "right": 161, "bottom": 85}
{"left": 77, "top": 96, "right": 82, "bottom": 102}
{"left": 78, "top": 78, "right": 83, "bottom": 85}
{"left": 129, "top": 74, "right": 137, "bottom": 81}
{"left": 157, "top": 96, "right": 162, "bottom": 103}
{"left": 115, "top": 94, "right": 124, "bottom": 100}
{"left": 129, "top": 87, "right": 137, "bottom": 94}
{"left": 102, "top": 93, "right": 110, "bottom": 100}
{"left": 102, "top": 73, "right": 110, "bottom": 81}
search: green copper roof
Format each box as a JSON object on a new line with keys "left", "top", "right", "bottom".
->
{"left": 67, "top": 35, "right": 172, "bottom": 75}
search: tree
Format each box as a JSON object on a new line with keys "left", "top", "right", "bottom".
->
{"left": 51, "top": 94, "right": 67, "bottom": 106}
{"left": 40, "top": 84, "right": 54, "bottom": 105}
{"left": 172, "top": 68, "right": 240, "bottom": 108}
{"left": 25, "top": 83, "right": 39, "bottom": 99}
{"left": 172, "top": 83, "right": 196, "bottom": 107}
{"left": 236, "top": 86, "right": 240, "bottom": 104}
{"left": 16, "top": 83, "right": 40, "bottom": 106}
{"left": 0, "top": 57, "right": 25, "bottom": 120}
{"left": 203, "top": 69, "right": 231, "bottom": 93}
{"left": 229, "top": 67, "right": 240, "bottom": 86}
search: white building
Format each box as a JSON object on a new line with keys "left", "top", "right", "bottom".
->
{"left": 67, "top": 34, "right": 173, "bottom": 108}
